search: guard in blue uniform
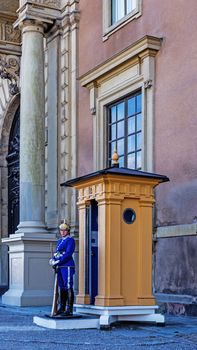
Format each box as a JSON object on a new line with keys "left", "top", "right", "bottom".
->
{"left": 49, "top": 221, "right": 75, "bottom": 315}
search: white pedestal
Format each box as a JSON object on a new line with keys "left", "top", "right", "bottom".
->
{"left": 2, "top": 232, "right": 57, "bottom": 306}
{"left": 75, "top": 304, "right": 165, "bottom": 327}
{"left": 33, "top": 315, "right": 100, "bottom": 330}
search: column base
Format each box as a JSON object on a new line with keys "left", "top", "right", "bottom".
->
{"left": 2, "top": 232, "right": 57, "bottom": 307}
{"left": 16, "top": 221, "right": 48, "bottom": 234}
{"left": 76, "top": 294, "right": 90, "bottom": 305}
{"left": 95, "top": 295, "right": 124, "bottom": 307}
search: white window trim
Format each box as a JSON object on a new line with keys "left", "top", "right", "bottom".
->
{"left": 79, "top": 36, "right": 162, "bottom": 172}
{"left": 103, "top": 0, "right": 142, "bottom": 41}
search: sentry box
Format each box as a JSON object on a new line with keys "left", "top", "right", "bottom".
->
{"left": 61, "top": 162, "right": 169, "bottom": 327}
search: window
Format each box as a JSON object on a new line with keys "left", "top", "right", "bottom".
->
{"left": 107, "top": 91, "right": 142, "bottom": 169}
{"left": 79, "top": 36, "right": 162, "bottom": 172}
{"left": 111, "top": 0, "right": 137, "bottom": 25}
{"left": 103, "top": 0, "right": 142, "bottom": 40}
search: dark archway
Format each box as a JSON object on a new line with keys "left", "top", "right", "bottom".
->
{"left": 7, "top": 107, "right": 20, "bottom": 235}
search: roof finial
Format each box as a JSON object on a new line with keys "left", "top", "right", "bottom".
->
{"left": 112, "top": 148, "right": 119, "bottom": 168}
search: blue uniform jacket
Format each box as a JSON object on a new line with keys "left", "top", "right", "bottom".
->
{"left": 54, "top": 236, "right": 75, "bottom": 269}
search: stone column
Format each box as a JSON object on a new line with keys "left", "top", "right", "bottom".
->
{"left": 17, "top": 20, "right": 46, "bottom": 233}
{"left": 2, "top": 20, "right": 56, "bottom": 306}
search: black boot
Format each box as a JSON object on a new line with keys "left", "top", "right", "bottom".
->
{"left": 65, "top": 288, "right": 74, "bottom": 316}
{"left": 57, "top": 289, "right": 68, "bottom": 315}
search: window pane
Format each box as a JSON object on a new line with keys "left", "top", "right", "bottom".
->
{"left": 128, "top": 135, "right": 135, "bottom": 153}
{"left": 128, "top": 153, "right": 135, "bottom": 169}
{"left": 111, "top": 124, "right": 116, "bottom": 140}
{"left": 126, "top": 0, "right": 136, "bottom": 14}
{"left": 128, "top": 97, "right": 135, "bottom": 116}
{"left": 137, "top": 151, "right": 141, "bottom": 169}
{"left": 119, "top": 156, "right": 124, "bottom": 168}
{"left": 128, "top": 117, "right": 135, "bottom": 134}
{"left": 136, "top": 94, "right": 142, "bottom": 113}
{"left": 117, "top": 102, "right": 125, "bottom": 120}
{"left": 117, "top": 138, "right": 124, "bottom": 155}
{"left": 117, "top": 120, "right": 124, "bottom": 138}
{"left": 110, "top": 106, "right": 116, "bottom": 123}
{"left": 137, "top": 133, "right": 142, "bottom": 150}
{"left": 136, "top": 113, "right": 142, "bottom": 132}
{"left": 112, "top": 0, "right": 125, "bottom": 23}
{"left": 111, "top": 141, "right": 116, "bottom": 156}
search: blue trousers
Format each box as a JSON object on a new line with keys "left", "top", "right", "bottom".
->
{"left": 57, "top": 266, "right": 75, "bottom": 290}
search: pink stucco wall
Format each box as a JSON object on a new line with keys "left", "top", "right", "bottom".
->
{"left": 78, "top": 0, "right": 197, "bottom": 226}
{"left": 154, "top": 236, "right": 197, "bottom": 296}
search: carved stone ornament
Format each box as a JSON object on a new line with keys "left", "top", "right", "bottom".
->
{"left": 0, "top": 20, "right": 21, "bottom": 43}
{"left": 0, "top": 55, "right": 20, "bottom": 95}
{"left": 144, "top": 79, "right": 153, "bottom": 89}
{"left": 28, "top": 0, "right": 60, "bottom": 8}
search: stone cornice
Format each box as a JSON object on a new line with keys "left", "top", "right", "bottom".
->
{"left": 14, "top": 2, "right": 60, "bottom": 29}
{"left": 15, "top": 0, "right": 80, "bottom": 33}
{"left": 0, "top": 42, "right": 21, "bottom": 56}
{"left": 75, "top": 175, "right": 159, "bottom": 205}
{"left": 79, "top": 36, "right": 162, "bottom": 88}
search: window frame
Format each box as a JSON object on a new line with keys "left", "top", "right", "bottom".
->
{"left": 103, "top": 0, "right": 142, "bottom": 41}
{"left": 96, "top": 77, "right": 144, "bottom": 171}
{"left": 106, "top": 91, "right": 142, "bottom": 169}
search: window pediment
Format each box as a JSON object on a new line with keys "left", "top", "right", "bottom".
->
{"left": 79, "top": 36, "right": 162, "bottom": 89}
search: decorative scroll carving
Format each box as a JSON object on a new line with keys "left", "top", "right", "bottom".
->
{"left": 144, "top": 79, "right": 153, "bottom": 89}
{"left": 0, "top": 20, "right": 21, "bottom": 43}
{"left": 0, "top": 55, "right": 20, "bottom": 95}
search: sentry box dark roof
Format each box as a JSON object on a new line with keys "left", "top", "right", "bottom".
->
{"left": 61, "top": 166, "right": 169, "bottom": 187}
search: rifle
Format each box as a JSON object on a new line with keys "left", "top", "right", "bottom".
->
{"left": 51, "top": 271, "right": 59, "bottom": 317}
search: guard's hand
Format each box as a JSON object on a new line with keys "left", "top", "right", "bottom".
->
{"left": 49, "top": 258, "right": 60, "bottom": 267}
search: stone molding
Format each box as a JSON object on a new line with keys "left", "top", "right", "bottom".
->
{"left": 155, "top": 223, "right": 197, "bottom": 238}
{"left": 16, "top": 0, "right": 80, "bottom": 31}
{"left": 0, "top": 16, "right": 21, "bottom": 44}
{"left": 79, "top": 36, "right": 161, "bottom": 87}
{"left": 20, "top": 0, "right": 61, "bottom": 9}
{"left": 32, "top": 0, "right": 61, "bottom": 8}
